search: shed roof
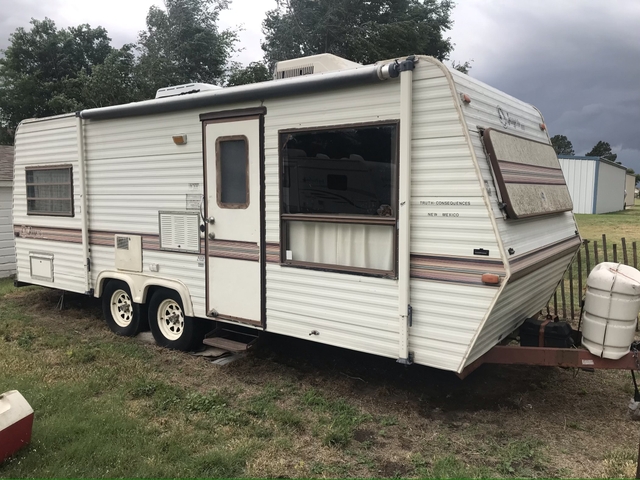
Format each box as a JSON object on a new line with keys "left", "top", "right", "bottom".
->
{"left": 0, "top": 145, "right": 14, "bottom": 181}
{"left": 558, "top": 154, "right": 628, "bottom": 171}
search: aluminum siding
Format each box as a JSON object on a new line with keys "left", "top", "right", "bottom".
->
{"left": 407, "top": 59, "right": 501, "bottom": 371}
{"left": 0, "top": 186, "right": 16, "bottom": 277}
{"left": 557, "top": 158, "right": 596, "bottom": 214}
{"left": 263, "top": 82, "right": 402, "bottom": 358}
{"left": 626, "top": 174, "right": 636, "bottom": 207}
{"left": 464, "top": 251, "right": 575, "bottom": 366}
{"left": 13, "top": 115, "right": 85, "bottom": 290}
{"left": 448, "top": 66, "right": 580, "bottom": 370}
{"left": 595, "top": 160, "right": 626, "bottom": 214}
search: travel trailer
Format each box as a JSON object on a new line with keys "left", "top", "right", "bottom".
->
{"left": 12, "top": 54, "right": 581, "bottom": 374}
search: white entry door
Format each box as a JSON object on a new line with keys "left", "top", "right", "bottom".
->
{"left": 204, "top": 115, "right": 262, "bottom": 325}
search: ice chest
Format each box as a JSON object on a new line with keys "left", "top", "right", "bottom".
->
{"left": 520, "top": 317, "right": 573, "bottom": 348}
{"left": 0, "top": 390, "right": 34, "bottom": 463}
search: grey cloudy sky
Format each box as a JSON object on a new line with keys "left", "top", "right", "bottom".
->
{"left": 1, "top": 0, "right": 639, "bottom": 173}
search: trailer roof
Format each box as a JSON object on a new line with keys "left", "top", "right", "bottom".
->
{"left": 79, "top": 63, "right": 389, "bottom": 121}
{"left": 558, "top": 154, "right": 628, "bottom": 171}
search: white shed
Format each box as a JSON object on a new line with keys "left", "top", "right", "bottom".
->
{"left": 626, "top": 174, "right": 636, "bottom": 207}
{"left": 558, "top": 155, "right": 627, "bottom": 214}
{"left": 0, "top": 146, "right": 16, "bottom": 278}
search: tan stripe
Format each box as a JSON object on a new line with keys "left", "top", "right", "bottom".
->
{"left": 410, "top": 254, "right": 505, "bottom": 286}
{"left": 509, "top": 236, "right": 581, "bottom": 281}
{"left": 265, "top": 242, "right": 280, "bottom": 263}
{"left": 208, "top": 239, "right": 259, "bottom": 262}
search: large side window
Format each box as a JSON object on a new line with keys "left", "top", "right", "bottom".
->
{"left": 280, "top": 122, "right": 398, "bottom": 276}
{"left": 26, "top": 166, "right": 74, "bottom": 216}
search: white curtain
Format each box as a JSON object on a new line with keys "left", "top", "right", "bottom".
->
{"left": 288, "top": 221, "right": 393, "bottom": 271}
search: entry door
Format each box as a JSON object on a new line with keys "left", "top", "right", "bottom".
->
{"left": 204, "top": 116, "right": 261, "bottom": 324}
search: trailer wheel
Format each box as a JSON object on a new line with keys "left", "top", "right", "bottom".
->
{"left": 102, "top": 280, "right": 146, "bottom": 336}
{"left": 148, "top": 289, "right": 204, "bottom": 351}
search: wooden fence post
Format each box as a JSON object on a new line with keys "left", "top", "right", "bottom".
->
{"left": 603, "top": 234, "right": 608, "bottom": 262}
{"left": 584, "top": 240, "right": 591, "bottom": 274}
{"left": 623, "top": 237, "right": 629, "bottom": 265}
{"left": 569, "top": 260, "right": 575, "bottom": 320}
{"left": 577, "top": 249, "right": 583, "bottom": 301}
{"left": 633, "top": 242, "right": 638, "bottom": 270}
{"left": 614, "top": 244, "right": 618, "bottom": 263}
{"left": 594, "top": 241, "right": 600, "bottom": 265}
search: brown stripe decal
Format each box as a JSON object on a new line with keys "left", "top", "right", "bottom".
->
{"left": 14, "top": 225, "right": 82, "bottom": 243}
{"left": 266, "top": 242, "right": 280, "bottom": 263}
{"left": 498, "top": 160, "right": 566, "bottom": 185}
{"left": 410, "top": 254, "right": 505, "bottom": 286}
{"left": 509, "top": 235, "right": 581, "bottom": 281}
{"left": 208, "top": 239, "right": 259, "bottom": 262}
{"left": 15, "top": 225, "right": 192, "bottom": 253}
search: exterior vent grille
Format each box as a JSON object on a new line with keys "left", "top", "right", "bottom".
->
{"left": 116, "top": 236, "right": 129, "bottom": 250}
{"left": 276, "top": 64, "right": 314, "bottom": 79}
{"left": 159, "top": 211, "right": 200, "bottom": 253}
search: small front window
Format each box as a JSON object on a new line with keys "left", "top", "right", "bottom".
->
{"left": 26, "top": 166, "right": 74, "bottom": 216}
{"left": 216, "top": 137, "right": 249, "bottom": 208}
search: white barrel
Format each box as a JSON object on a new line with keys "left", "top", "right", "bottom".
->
{"left": 582, "top": 262, "right": 640, "bottom": 359}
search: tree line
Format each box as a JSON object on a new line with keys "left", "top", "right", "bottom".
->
{"left": 551, "top": 135, "right": 638, "bottom": 184}
{"left": 0, "top": 0, "right": 457, "bottom": 144}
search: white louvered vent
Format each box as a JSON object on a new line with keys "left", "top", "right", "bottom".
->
{"left": 276, "top": 64, "right": 314, "bottom": 79}
{"left": 159, "top": 211, "right": 200, "bottom": 253}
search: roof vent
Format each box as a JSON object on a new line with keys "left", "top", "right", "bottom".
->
{"left": 155, "top": 83, "right": 222, "bottom": 99}
{"left": 274, "top": 54, "right": 361, "bottom": 79}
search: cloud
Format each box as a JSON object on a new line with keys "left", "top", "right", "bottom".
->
{"left": 0, "top": 0, "right": 63, "bottom": 51}
{"left": 449, "top": 0, "right": 640, "bottom": 172}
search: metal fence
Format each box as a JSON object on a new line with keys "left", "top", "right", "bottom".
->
{"left": 546, "top": 235, "right": 639, "bottom": 322}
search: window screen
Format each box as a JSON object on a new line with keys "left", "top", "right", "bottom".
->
{"left": 217, "top": 137, "right": 249, "bottom": 208}
{"left": 282, "top": 124, "right": 396, "bottom": 216}
{"left": 482, "top": 128, "right": 573, "bottom": 219}
{"left": 26, "top": 166, "right": 73, "bottom": 216}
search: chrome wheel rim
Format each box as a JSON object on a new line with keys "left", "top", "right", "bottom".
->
{"left": 111, "top": 289, "right": 133, "bottom": 327}
{"left": 157, "top": 299, "right": 184, "bottom": 341}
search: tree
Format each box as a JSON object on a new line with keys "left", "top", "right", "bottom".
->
{"left": 0, "top": 19, "right": 116, "bottom": 143}
{"left": 226, "top": 61, "right": 272, "bottom": 86}
{"left": 136, "top": 0, "right": 237, "bottom": 98}
{"left": 550, "top": 134, "right": 574, "bottom": 155}
{"left": 586, "top": 140, "right": 617, "bottom": 162}
{"left": 262, "top": 0, "right": 454, "bottom": 67}
{"left": 451, "top": 60, "right": 472, "bottom": 74}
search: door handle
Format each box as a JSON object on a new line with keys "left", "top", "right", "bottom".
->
{"left": 206, "top": 216, "right": 215, "bottom": 224}
{"left": 208, "top": 232, "right": 215, "bottom": 240}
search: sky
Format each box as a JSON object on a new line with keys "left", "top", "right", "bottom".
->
{"left": 0, "top": 0, "right": 639, "bottom": 173}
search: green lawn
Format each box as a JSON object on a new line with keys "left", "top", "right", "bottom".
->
{"left": 1, "top": 278, "right": 640, "bottom": 478}
{"left": 575, "top": 204, "right": 640, "bottom": 248}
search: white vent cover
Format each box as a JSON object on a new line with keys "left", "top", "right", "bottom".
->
{"left": 274, "top": 54, "right": 361, "bottom": 79}
{"left": 159, "top": 211, "right": 200, "bottom": 253}
{"left": 114, "top": 234, "right": 142, "bottom": 272}
{"left": 155, "top": 82, "right": 221, "bottom": 99}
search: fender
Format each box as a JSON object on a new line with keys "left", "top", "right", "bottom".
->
{"left": 95, "top": 271, "right": 195, "bottom": 317}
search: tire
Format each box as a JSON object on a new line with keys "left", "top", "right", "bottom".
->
{"left": 148, "top": 289, "right": 205, "bottom": 351}
{"left": 102, "top": 280, "right": 146, "bottom": 336}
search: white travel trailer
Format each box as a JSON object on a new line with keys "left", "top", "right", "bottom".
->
{"left": 12, "top": 54, "right": 581, "bottom": 374}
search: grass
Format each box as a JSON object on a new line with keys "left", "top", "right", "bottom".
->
{"left": 1, "top": 277, "right": 640, "bottom": 477}
{"left": 544, "top": 205, "right": 640, "bottom": 320}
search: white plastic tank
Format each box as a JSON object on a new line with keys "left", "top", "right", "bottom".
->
{"left": 582, "top": 262, "right": 640, "bottom": 359}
